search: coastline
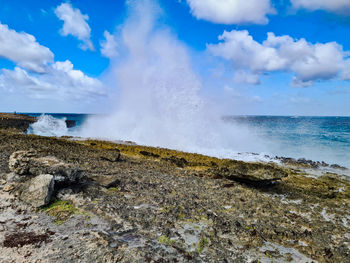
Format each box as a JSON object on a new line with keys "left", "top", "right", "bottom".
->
{"left": 0, "top": 113, "right": 349, "bottom": 262}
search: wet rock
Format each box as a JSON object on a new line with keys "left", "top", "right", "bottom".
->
{"left": 213, "top": 162, "right": 288, "bottom": 185}
{"left": 9, "top": 150, "right": 83, "bottom": 183}
{"left": 65, "top": 120, "right": 76, "bottom": 128}
{"left": 19, "top": 174, "right": 54, "bottom": 207}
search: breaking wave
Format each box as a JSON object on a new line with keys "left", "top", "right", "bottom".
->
{"left": 27, "top": 114, "right": 68, "bottom": 137}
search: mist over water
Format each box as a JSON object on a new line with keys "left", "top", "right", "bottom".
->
{"left": 81, "top": 0, "right": 269, "bottom": 160}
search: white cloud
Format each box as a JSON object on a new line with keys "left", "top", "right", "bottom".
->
{"left": 55, "top": 3, "right": 94, "bottom": 51}
{"left": 233, "top": 70, "right": 261, "bottom": 85}
{"left": 0, "top": 23, "right": 53, "bottom": 73}
{"left": 100, "top": 31, "right": 118, "bottom": 58}
{"left": 291, "top": 0, "right": 350, "bottom": 14}
{"left": 0, "top": 61, "right": 106, "bottom": 100}
{"left": 186, "top": 0, "right": 274, "bottom": 24}
{"left": 0, "top": 22, "right": 105, "bottom": 103}
{"left": 208, "top": 30, "right": 346, "bottom": 86}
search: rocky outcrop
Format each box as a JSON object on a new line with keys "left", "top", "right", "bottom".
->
{"left": 19, "top": 174, "right": 54, "bottom": 208}
{"left": 4, "top": 150, "right": 83, "bottom": 207}
{"left": 0, "top": 113, "right": 36, "bottom": 132}
{"left": 212, "top": 161, "right": 288, "bottom": 185}
{"left": 65, "top": 120, "right": 76, "bottom": 128}
{"left": 9, "top": 150, "right": 83, "bottom": 183}
{"left": 0, "top": 113, "right": 76, "bottom": 132}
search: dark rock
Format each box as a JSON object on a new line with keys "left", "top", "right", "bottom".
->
{"left": 3, "top": 231, "right": 51, "bottom": 248}
{"left": 330, "top": 164, "right": 347, "bottom": 170}
{"left": 140, "top": 151, "right": 160, "bottom": 158}
{"left": 161, "top": 156, "right": 188, "bottom": 168}
{"left": 89, "top": 174, "right": 121, "bottom": 188}
{"left": 212, "top": 162, "right": 288, "bottom": 185}
{"left": 0, "top": 113, "right": 35, "bottom": 132}
{"left": 65, "top": 120, "right": 76, "bottom": 128}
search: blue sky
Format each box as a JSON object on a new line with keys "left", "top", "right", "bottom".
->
{"left": 0, "top": 0, "right": 350, "bottom": 115}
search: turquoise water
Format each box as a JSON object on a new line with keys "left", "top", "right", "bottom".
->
{"left": 225, "top": 116, "right": 350, "bottom": 167}
{"left": 24, "top": 113, "right": 350, "bottom": 168}
{"left": 24, "top": 113, "right": 89, "bottom": 127}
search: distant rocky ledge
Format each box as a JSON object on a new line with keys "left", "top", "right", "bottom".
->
{"left": 0, "top": 115, "right": 349, "bottom": 262}
{"left": 0, "top": 113, "right": 76, "bottom": 132}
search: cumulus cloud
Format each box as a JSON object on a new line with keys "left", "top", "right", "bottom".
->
{"left": 0, "top": 61, "right": 105, "bottom": 100}
{"left": 55, "top": 3, "right": 94, "bottom": 51}
{"left": 208, "top": 30, "right": 346, "bottom": 86}
{"left": 100, "top": 31, "right": 118, "bottom": 58}
{"left": 291, "top": 0, "right": 350, "bottom": 14}
{"left": 0, "top": 21, "right": 104, "bottom": 101}
{"left": 0, "top": 23, "right": 54, "bottom": 73}
{"left": 186, "top": 0, "right": 274, "bottom": 25}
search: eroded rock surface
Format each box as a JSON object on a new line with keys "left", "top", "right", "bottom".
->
{"left": 5, "top": 150, "right": 84, "bottom": 208}
{"left": 19, "top": 174, "right": 54, "bottom": 208}
{"left": 9, "top": 150, "right": 83, "bottom": 183}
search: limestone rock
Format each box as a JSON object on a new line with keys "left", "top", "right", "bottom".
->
{"left": 8, "top": 150, "right": 37, "bottom": 175}
{"left": 9, "top": 150, "right": 83, "bottom": 183}
{"left": 19, "top": 174, "right": 54, "bottom": 207}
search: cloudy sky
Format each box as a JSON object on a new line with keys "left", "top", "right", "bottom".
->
{"left": 1, "top": 0, "right": 350, "bottom": 115}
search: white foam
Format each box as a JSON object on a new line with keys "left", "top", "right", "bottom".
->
{"left": 27, "top": 114, "right": 68, "bottom": 137}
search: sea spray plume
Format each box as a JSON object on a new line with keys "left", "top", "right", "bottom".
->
{"left": 28, "top": 114, "right": 68, "bottom": 137}
{"left": 81, "top": 0, "right": 267, "bottom": 158}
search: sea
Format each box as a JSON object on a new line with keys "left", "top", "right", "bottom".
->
{"left": 24, "top": 113, "right": 350, "bottom": 169}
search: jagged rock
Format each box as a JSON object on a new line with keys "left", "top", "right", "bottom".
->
{"left": 213, "top": 162, "right": 288, "bottom": 185}
{"left": 65, "top": 120, "right": 76, "bottom": 128}
{"left": 8, "top": 150, "right": 37, "bottom": 175}
{"left": 19, "top": 174, "right": 54, "bottom": 208}
{"left": 89, "top": 174, "right": 121, "bottom": 188}
{"left": 9, "top": 150, "right": 83, "bottom": 183}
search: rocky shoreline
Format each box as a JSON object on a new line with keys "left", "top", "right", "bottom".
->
{"left": 0, "top": 114, "right": 349, "bottom": 262}
{"left": 0, "top": 113, "right": 76, "bottom": 132}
